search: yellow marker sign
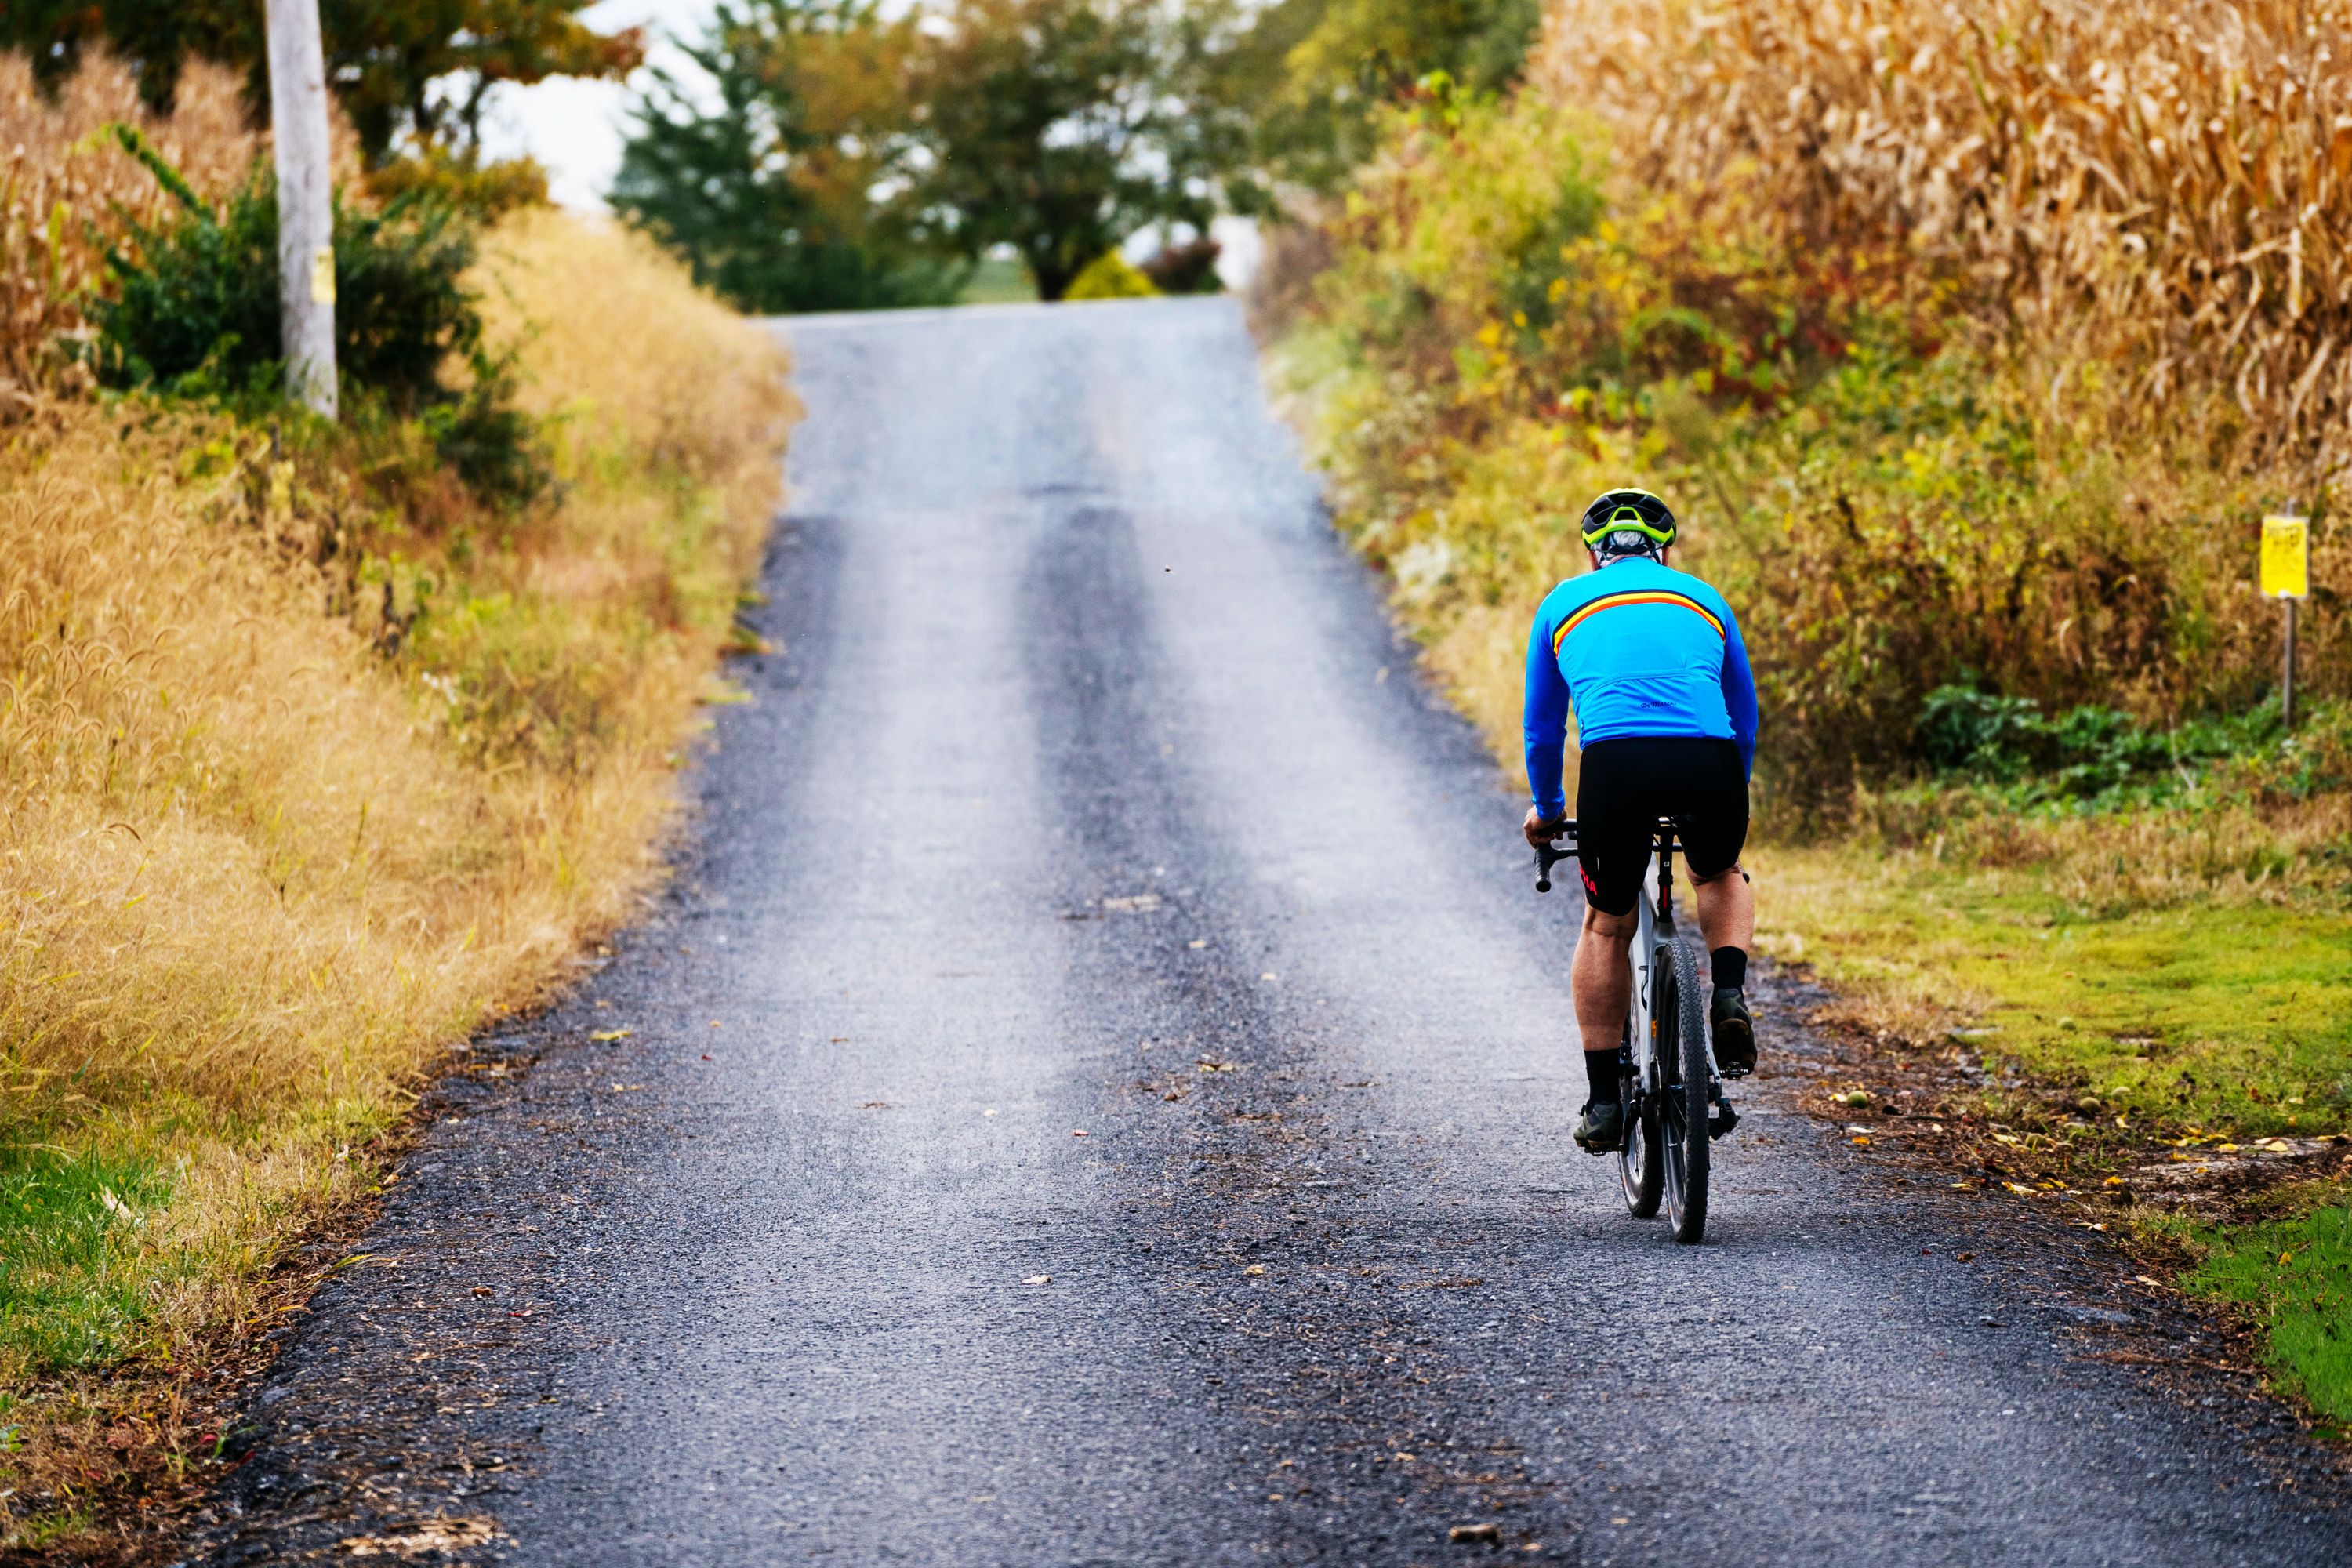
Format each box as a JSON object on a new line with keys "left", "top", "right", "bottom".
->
{"left": 2261, "top": 515, "right": 2309, "bottom": 598}
{"left": 310, "top": 245, "right": 336, "bottom": 307}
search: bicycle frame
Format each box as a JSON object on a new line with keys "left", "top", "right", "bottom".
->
{"left": 1534, "top": 817, "right": 1732, "bottom": 1240}
{"left": 1621, "top": 830, "right": 1672, "bottom": 1102}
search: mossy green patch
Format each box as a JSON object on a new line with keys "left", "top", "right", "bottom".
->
{"left": 1755, "top": 843, "right": 2352, "bottom": 1138}
{"left": 2187, "top": 1198, "right": 2352, "bottom": 1429}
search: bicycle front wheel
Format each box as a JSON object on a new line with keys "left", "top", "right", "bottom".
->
{"left": 1659, "top": 935, "right": 1711, "bottom": 1243}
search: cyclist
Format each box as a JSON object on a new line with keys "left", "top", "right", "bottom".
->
{"left": 1520, "top": 488, "right": 1759, "bottom": 1154}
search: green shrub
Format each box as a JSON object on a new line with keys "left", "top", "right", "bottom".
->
{"left": 1065, "top": 251, "right": 1160, "bottom": 300}
{"left": 88, "top": 129, "right": 544, "bottom": 506}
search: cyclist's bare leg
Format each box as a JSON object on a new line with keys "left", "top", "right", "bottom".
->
{"left": 1570, "top": 902, "right": 1639, "bottom": 1145}
{"left": 1691, "top": 862, "right": 1753, "bottom": 953}
{"left": 1571, "top": 903, "right": 1638, "bottom": 1049}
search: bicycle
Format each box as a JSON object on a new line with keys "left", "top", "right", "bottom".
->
{"left": 1535, "top": 818, "right": 1740, "bottom": 1244}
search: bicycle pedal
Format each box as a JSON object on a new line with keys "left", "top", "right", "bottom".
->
{"left": 1708, "top": 1101, "right": 1740, "bottom": 1141}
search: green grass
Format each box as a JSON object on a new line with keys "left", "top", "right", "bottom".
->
{"left": 956, "top": 255, "right": 1039, "bottom": 305}
{"left": 0, "top": 1141, "right": 173, "bottom": 1372}
{"left": 2187, "top": 1200, "right": 2352, "bottom": 1428}
{"left": 1755, "top": 844, "right": 2352, "bottom": 1137}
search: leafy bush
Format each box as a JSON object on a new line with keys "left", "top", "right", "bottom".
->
{"left": 89, "top": 129, "right": 544, "bottom": 506}
{"left": 364, "top": 151, "right": 551, "bottom": 221}
{"left": 1141, "top": 238, "right": 1221, "bottom": 294}
{"left": 1911, "top": 684, "right": 2277, "bottom": 804}
{"left": 1065, "top": 251, "right": 1160, "bottom": 300}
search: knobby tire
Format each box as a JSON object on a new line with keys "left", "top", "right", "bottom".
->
{"left": 1661, "top": 934, "right": 1710, "bottom": 1243}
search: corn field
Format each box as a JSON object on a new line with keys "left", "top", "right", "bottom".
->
{"left": 0, "top": 55, "right": 262, "bottom": 401}
{"left": 1534, "top": 0, "right": 2352, "bottom": 467}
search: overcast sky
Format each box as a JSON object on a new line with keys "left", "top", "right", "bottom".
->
{"left": 474, "top": 0, "right": 720, "bottom": 210}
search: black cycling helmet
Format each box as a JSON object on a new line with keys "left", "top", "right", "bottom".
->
{"left": 1578, "top": 488, "right": 1677, "bottom": 557}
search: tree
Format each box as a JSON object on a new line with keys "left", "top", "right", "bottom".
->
{"left": 1234, "top": 0, "right": 1546, "bottom": 188}
{"left": 612, "top": 0, "right": 964, "bottom": 314}
{"left": 2, "top": 0, "right": 643, "bottom": 165}
{"left": 906, "top": 0, "right": 1261, "bottom": 302}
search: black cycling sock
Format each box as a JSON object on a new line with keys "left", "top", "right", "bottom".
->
{"left": 1583, "top": 1050, "right": 1617, "bottom": 1104}
{"left": 1711, "top": 946, "right": 1748, "bottom": 989}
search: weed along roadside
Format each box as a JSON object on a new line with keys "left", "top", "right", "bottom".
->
{"left": 0, "top": 56, "right": 791, "bottom": 1556}
{"left": 1261, "top": 0, "right": 2352, "bottom": 1432}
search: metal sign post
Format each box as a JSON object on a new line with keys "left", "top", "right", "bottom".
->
{"left": 2260, "top": 514, "right": 2310, "bottom": 728}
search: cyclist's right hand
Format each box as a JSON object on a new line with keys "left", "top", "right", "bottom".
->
{"left": 1523, "top": 805, "right": 1566, "bottom": 849}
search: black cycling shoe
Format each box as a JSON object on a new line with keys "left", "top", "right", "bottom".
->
{"left": 1573, "top": 1098, "right": 1624, "bottom": 1154}
{"left": 1711, "top": 985, "right": 1757, "bottom": 1078}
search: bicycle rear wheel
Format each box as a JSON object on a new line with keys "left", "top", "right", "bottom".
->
{"left": 1658, "top": 935, "right": 1711, "bottom": 1243}
{"left": 1617, "top": 1022, "right": 1661, "bottom": 1218}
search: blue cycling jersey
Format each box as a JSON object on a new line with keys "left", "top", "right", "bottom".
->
{"left": 1523, "top": 555, "right": 1759, "bottom": 819}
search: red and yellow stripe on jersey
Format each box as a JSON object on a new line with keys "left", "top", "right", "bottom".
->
{"left": 1552, "top": 588, "right": 1726, "bottom": 652}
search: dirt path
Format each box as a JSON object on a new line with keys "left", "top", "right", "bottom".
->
{"left": 189, "top": 298, "right": 2352, "bottom": 1566}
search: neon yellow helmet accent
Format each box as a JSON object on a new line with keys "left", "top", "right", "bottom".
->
{"left": 1578, "top": 488, "right": 1679, "bottom": 553}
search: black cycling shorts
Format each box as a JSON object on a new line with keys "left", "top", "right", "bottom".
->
{"left": 1574, "top": 737, "right": 1748, "bottom": 917}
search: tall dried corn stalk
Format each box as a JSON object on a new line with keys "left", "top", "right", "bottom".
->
{"left": 1534, "top": 0, "right": 2352, "bottom": 465}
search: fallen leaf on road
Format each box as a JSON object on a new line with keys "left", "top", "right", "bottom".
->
{"left": 1022, "top": 1275, "right": 1051, "bottom": 1286}
{"left": 1450, "top": 1523, "right": 1501, "bottom": 1544}
{"left": 1955, "top": 1252, "right": 1975, "bottom": 1262}
{"left": 1243, "top": 1264, "right": 1265, "bottom": 1276}
{"left": 2135, "top": 1274, "right": 2163, "bottom": 1287}
{"left": 589, "top": 1029, "right": 630, "bottom": 1042}
{"left": 1102, "top": 894, "right": 1162, "bottom": 913}
{"left": 1196, "top": 1058, "right": 1236, "bottom": 1073}
{"left": 1188, "top": 939, "right": 1208, "bottom": 949}
{"left": 339, "top": 1519, "right": 499, "bottom": 1559}
{"left": 1071, "top": 1128, "right": 1089, "bottom": 1137}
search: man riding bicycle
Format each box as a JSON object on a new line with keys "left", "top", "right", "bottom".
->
{"left": 1520, "top": 489, "right": 1759, "bottom": 1154}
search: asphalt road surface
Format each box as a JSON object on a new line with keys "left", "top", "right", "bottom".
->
{"left": 191, "top": 299, "right": 2352, "bottom": 1566}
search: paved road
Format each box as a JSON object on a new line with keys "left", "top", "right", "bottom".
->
{"left": 193, "top": 299, "right": 2352, "bottom": 1566}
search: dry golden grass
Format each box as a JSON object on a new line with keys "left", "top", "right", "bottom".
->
{"left": 0, "top": 198, "right": 789, "bottom": 1544}
{"left": 0, "top": 208, "right": 788, "bottom": 1129}
{"left": 1533, "top": 0, "right": 2352, "bottom": 465}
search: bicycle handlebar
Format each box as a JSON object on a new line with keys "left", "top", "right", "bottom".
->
{"left": 1532, "top": 819, "right": 1577, "bottom": 893}
{"left": 1530, "top": 817, "right": 1685, "bottom": 894}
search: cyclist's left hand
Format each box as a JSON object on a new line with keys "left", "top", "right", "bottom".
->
{"left": 1523, "top": 805, "right": 1565, "bottom": 848}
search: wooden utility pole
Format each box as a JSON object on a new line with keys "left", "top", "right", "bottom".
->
{"left": 265, "top": 0, "right": 337, "bottom": 417}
